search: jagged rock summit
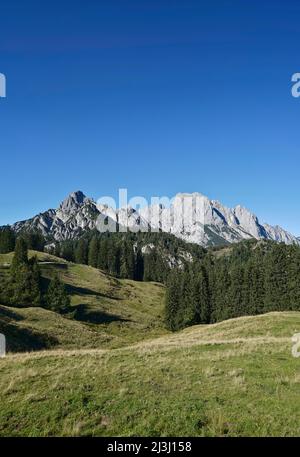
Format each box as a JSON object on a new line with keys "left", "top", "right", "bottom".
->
{"left": 9, "top": 190, "right": 300, "bottom": 247}
{"left": 12, "top": 191, "right": 100, "bottom": 241}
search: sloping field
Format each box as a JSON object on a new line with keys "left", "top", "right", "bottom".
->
{"left": 0, "top": 251, "right": 166, "bottom": 350}
{"left": 0, "top": 312, "right": 299, "bottom": 437}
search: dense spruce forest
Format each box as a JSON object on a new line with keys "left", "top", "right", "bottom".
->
{"left": 1, "top": 226, "right": 300, "bottom": 332}
{"left": 47, "top": 231, "right": 206, "bottom": 283}
{"left": 165, "top": 240, "right": 300, "bottom": 330}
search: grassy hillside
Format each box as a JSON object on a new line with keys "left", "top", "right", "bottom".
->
{"left": 0, "top": 251, "right": 166, "bottom": 350}
{"left": 1, "top": 251, "right": 300, "bottom": 437}
{"left": 0, "top": 312, "right": 299, "bottom": 437}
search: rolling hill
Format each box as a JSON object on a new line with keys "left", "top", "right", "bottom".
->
{"left": 0, "top": 312, "right": 299, "bottom": 436}
{"left": 0, "top": 251, "right": 300, "bottom": 437}
{"left": 0, "top": 251, "right": 166, "bottom": 351}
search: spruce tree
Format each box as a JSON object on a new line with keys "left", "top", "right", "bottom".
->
{"left": 7, "top": 251, "right": 41, "bottom": 307}
{"left": 135, "top": 248, "right": 144, "bottom": 281}
{"left": 45, "top": 275, "right": 70, "bottom": 313}
{"left": 11, "top": 238, "right": 28, "bottom": 271}
{"left": 61, "top": 242, "right": 75, "bottom": 262}
{"left": 120, "top": 242, "right": 135, "bottom": 279}
{"left": 88, "top": 236, "right": 99, "bottom": 268}
{"left": 196, "top": 265, "right": 210, "bottom": 324}
{"left": 75, "top": 239, "right": 88, "bottom": 265}
{"left": 0, "top": 226, "right": 15, "bottom": 253}
{"left": 288, "top": 246, "right": 300, "bottom": 310}
{"left": 98, "top": 239, "right": 108, "bottom": 270}
{"left": 165, "top": 270, "right": 183, "bottom": 331}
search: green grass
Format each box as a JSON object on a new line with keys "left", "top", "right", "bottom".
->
{"left": 0, "top": 312, "right": 300, "bottom": 436}
{"left": 0, "top": 251, "right": 166, "bottom": 350}
{"left": 0, "top": 251, "right": 300, "bottom": 436}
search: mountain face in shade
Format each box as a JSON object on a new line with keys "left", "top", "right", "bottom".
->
{"left": 9, "top": 191, "right": 300, "bottom": 247}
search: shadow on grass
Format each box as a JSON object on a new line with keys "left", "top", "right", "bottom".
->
{"left": 72, "top": 303, "right": 130, "bottom": 325}
{"left": 39, "top": 262, "right": 68, "bottom": 270}
{"left": 41, "top": 276, "right": 120, "bottom": 300}
{"left": 0, "top": 320, "right": 59, "bottom": 353}
{"left": 65, "top": 283, "right": 116, "bottom": 299}
{"left": 0, "top": 305, "right": 24, "bottom": 322}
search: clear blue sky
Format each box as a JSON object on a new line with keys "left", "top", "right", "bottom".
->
{"left": 0, "top": 0, "right": 300, "bottom": 234}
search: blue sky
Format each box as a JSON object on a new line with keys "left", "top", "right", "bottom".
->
{"left": 0, "top": 0, "right": 300, "bottom": 234}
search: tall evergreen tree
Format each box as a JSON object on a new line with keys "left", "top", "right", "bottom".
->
{"left": 135, "top": 247, "right": 144, "bottom": 281}
{"left": 45, "top": 275, "right": 70, "bottom": 313}
{"left": 165, "top": 270, "right": 183, "bottom": 331}
{"left": 11, "top": 238, "right": 28, "bottom": 271}
{"left": 288, "top": 246, "right": 300, "bottom": 310}
{"left": 0, "top": 226, "right": 15, "bottom": 253}
{"left": 60, "top": 242, "right": 75, "bottom": 262}
{"left": 120, "top": 242, "right": 135, "bottom": 279}
{"left": 88, "top": 236, "right": 99, "bottom": 268}
{"left": 75, "top": 239, "right": 88, "bottom": 265}
{"left": 98, "top": 238, "right": 108, "bottom": 270}
{"left": 264, "top": 244, "right": 289, "bottom": 312}
{"left": 196, "top": 265, "right": 211, "bottom": 324}
{"left": 6, "top": 247, "right": 41, "bottom": 307}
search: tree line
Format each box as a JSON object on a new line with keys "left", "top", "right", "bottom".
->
{"left": 165, "top": 240, "right": 300, "bottom": 331}
{"left": 2, "top": 228, "right": 300, "bottom": 331}
{"left": 53, "top": 231, "right": 204, "bottom": 283}
{"left": 0, "top": 226, "right": 45, "bottom": 253}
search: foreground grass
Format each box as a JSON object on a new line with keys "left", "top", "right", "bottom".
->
{"left": 0, "top": 312, "right": 300, "bottom": 437}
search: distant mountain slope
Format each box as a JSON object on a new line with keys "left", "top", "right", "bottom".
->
{"left": 8, "top": 190, "right": 300, "bottom": 247}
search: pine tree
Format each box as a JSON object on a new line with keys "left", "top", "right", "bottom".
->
{"left": 135, "top": 248, "right": 144, "bottom": 281}
{"left": 120, "top": 242, "right": 135, "bottom": 279}
{"left": 264, "top": 244, "right": 289, "bottom": 312}
{"left": 61, "top": 242, "right": 75, "bottom": 262}
{"left": 165, "top": 270, "right": 183, "bottom": 331}
{"left": 107, "top": 241, "right": 121, "bottom": 276}
{"left": 196, "top": 265, "right": 210, "bottom": 323}
{"left": 243, "top": 253, "right": 265, "bottom": 315}
{"left": 45, "top": 275, "right": 70, "bottom": 313}
{"left": 143, "top": 253, "right": 153, "bottom": 281}
{"left": 23, "top": 231, "right": 45, "bottom": 251}
{"left": 0, "top": 226, "right": 15, "bottom": 253}
{"left": 229, "top": 262, "right": 246, "bottom": 318}
{"left": 11, "top": 237, "right": 28, "bottom": 271}
{"left": 287, "top": 246, "right": 300, "bottom": 311}
{"left": 7, "top": 253, "right": 41, "bottom": 307}
{"left": 98, "top": 239, "right": 108, "bottom": 270}
{"left": 88, "top": 236, "right": 99, "bottom": 268}
{"left": 211, "top": 260, "right": 231, "bottom": 322}
{"left": 75, "top": 239, "right": 88, "bottom": 265}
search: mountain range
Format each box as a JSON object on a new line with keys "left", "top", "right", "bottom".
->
{"left": 9, "top": 190, "right": 300, "bottom": 247}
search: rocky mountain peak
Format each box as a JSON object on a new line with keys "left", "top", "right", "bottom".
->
{"left": 7, "top": 190, "right": 300, "bottom": 247}
{"left": 59, "top": 191, "right": 87, "bottom": 213}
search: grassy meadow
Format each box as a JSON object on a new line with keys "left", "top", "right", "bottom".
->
{"left": 0, "top": 252, "right": 300, "bottom": 437}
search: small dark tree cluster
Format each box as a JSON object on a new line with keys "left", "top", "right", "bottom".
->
{"left": 2, "top": 238, "right": 41, "bottom": 307}
{"left": 22, "top": 231, "right": 46, "bottom": 252}
{"left": 45, "top": 275, "right": 70, "bottom": 313}
{"left": 0, "top": 226, "right": 15, "bottom": 253}
{"left": 0, "top": 238, "right": 70, "bottom": 314}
